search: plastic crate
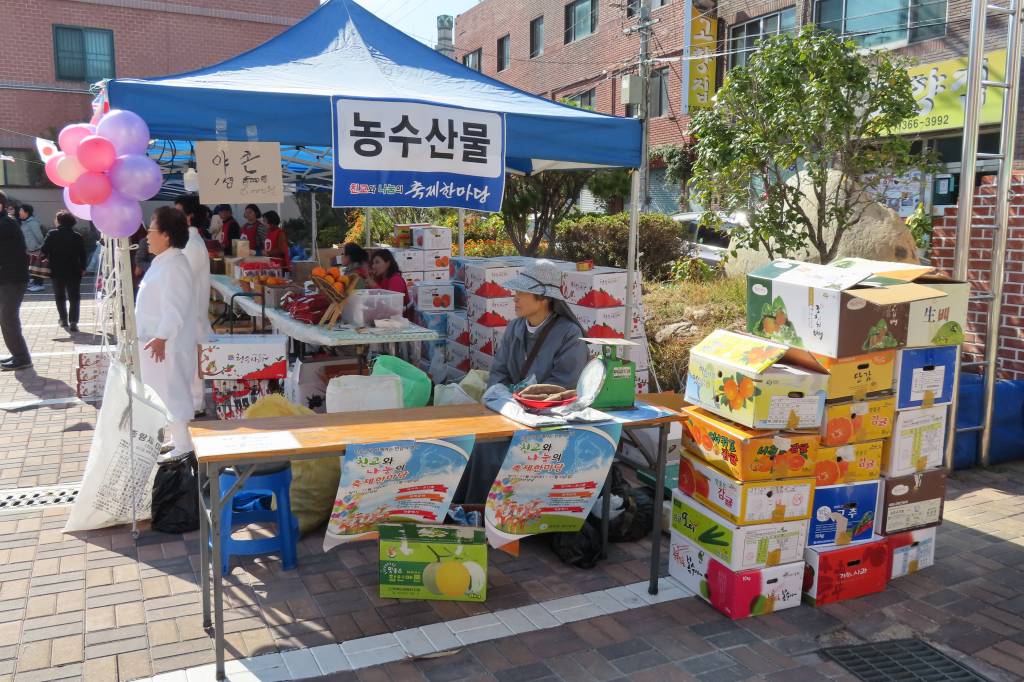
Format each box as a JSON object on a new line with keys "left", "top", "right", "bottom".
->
{"left": 341, "top": 289, "right": 404, "bottom": 326}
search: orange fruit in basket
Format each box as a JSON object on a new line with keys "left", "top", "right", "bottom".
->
{"left": 312, "top": 266, "right": 326, "bottom": 278}
{"left": 336, "top": 275, "right": 349, "bottom": 287}
{"left": 324, "top": 275, "right": 335, "bottom": 284}
{"left": 333, "top": 282, "right": 343, "bottom": 293}
{"left": 330, "top": 267, "right": 342, "bottom": 279}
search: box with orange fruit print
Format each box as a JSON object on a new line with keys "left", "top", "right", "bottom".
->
{"left": 821, "top": 397, "right": 896, "bottom": 446}
{"left": 678, "top": 452, "right": 814, "bottom": 526}
{"left": 685, "top": 330, "right": 828, "bottom": 430}
{"left": 412, "top": 284, "right": 455, "bottom": 312}
{"left": 681, "top": 406, "right": 820, "bottom": 482}
{"left": 812, "top": 440, "right": 884, "bottom": 484}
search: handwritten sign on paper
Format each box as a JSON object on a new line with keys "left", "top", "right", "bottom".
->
{"left": 196, "top": 141, "right": 284, "bottom": 204}
{"left": 192, "top": 430, "right": 301, "bottom": 457}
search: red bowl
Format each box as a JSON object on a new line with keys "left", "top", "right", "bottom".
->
{"left": 513, "top": 392, "right": 578, "bottom": 410}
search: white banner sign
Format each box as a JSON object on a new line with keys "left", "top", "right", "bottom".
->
{"left": 196, "top": 141, "right": 284, "bottom": 204}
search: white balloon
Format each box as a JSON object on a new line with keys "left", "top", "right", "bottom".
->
{"left": 56, "top": 155, "right": 86, "bottom": 184}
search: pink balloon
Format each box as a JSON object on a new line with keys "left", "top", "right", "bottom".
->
{"left": 92, "top": 190, "right": 142, "bottom": 238}
{"left": 62, "top": 187, "right": 92, "bottom": 222}
{"left": 72, "top": 171, "right": 112, "bottom": 205}
{"left": 96, "top": 110, "right": 150, "bottom": 156}
{"left": 45, "top": 152, "right": 67, "bottom": 187}
{"left": 110, "top": 154, "right": 163, "bottom": 201}
{"left": 56, "top": 155, "right": 86, "bottom": 185}
{"left": 68, "top": 182, "right": 85, "bottom": 205}
{"left": 58, "top": 123, "right": 95, "bottom": 156}
{"left": 77, "top": 135, "right": 117, "bottom": 172}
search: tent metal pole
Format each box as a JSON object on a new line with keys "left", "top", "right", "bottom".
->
{"left": 458, "top": 208, "right": 465, "bottom": 257}
{"left": 624, "top": 0, "right": 652, "bottom": 339}
{"left": 364, "top": 207, "right": 372, "bottom": 248}
{"left": 625, "top": 170, "right": 640, "bottom": 338}
{"left": 311, "top": 192, "right": 318, "bottom": 261}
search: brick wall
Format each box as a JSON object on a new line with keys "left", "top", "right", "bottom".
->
{"left": 0, "top": 0, "right": 317, "bottom": 148}
{"left": 930, "top": 173, "right": 1024, "bottom": 379}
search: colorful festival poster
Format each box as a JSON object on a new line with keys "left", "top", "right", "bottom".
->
{"left": 323, "top": 436, "right": 474, "bottom": 550}
{"left": 485, "top": 424, "right": 623, "bottom": 548}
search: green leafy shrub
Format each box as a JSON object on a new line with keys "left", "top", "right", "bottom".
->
{"left": 555, "top": 212, "right": 686, "bottom": 281}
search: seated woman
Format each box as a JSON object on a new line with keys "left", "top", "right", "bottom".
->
{"left": 368, "top": 248, "right": 409, "bottom": 306}
{"left": 341, "top": 242, "right": 370, "bottom": 281}
{"left": 455, "top": 261, "right": 589, "bottom": 503}
{"left": 261, "top": 210, "right": 291, "bottom": 270}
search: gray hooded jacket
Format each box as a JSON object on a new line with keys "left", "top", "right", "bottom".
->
{"left": 487, "top": 313, "right": 589, "bottom": 389}
{"left": 20, "top": 216, "right": 45, "bottom": 252}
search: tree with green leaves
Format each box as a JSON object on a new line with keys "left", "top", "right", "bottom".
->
{"left": 501, "top": 172, "right": 591, "bottom": 256}
{"left": 690, "top": 27, "right": 929, "bottom": 263}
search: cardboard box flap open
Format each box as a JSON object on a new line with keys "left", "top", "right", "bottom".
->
{"left": 847, "top": 282, "right": 947, "bottom": 305}
{"left": 682, "top": 405, "right": 776, "bottom": 440}
{"left": 831, "top": 257, "right": 937, "bottom": 282}
{"left": 690, "top": 330, "right": 789, "bottom": 374}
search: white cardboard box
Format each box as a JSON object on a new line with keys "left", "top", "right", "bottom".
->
{"left": 470, "top": 322, "right": 506, "bottom": 356}
{"left": 468, "top": 295, "right": 516, "bottom": 327}
{"left": 882, "top": 406, "right": 948, "bottom": 476}
{"left": 446, "top": 342, "right": 470, "bottom": 373}
{"left": 447, "top": 311, "right": 470, "bottom": 345}
{"left": 402, "top": 271, "right": 424, "bottom": 289}
{"left": 411, "top": 226, "right": 452, "bottom": 250}
{"left": 561, "top": 267, "right": 627, "bottom": 308}
{"left": 470, "top": 349, "right": 493, "bottom": 372}
{"left": 465, "top": 262, "right": 523, "bottom": 299}
{"left": 887, "top": 527, "right": 937, "bottom": 579}
{"left": 572, "top": 305, "right": 627, "bottom": 339}
{"left": 411, "top": 284, "right": 455, "bottom": 312}
{"left": 420, "top": 249, "right": 451, "bottom": 272}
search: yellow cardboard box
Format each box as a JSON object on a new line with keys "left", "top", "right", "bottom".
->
{"left": 812, "top": 440, "right": 884, "bottom": 484}
{"left": 821, "top": 396, "right": 896, "bottom": 446}
{"left": 811, "top": 350, "right": 897, "bottom": 402}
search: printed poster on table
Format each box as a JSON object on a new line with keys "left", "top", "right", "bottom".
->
{"left": 485, "top": 424, "right": 623, "bottom": 548}
{"left": 323, "top": 436, "right": 475, "bottom": 550}
{"left": 332, "top": 97, "right": 505, "bottom": 213}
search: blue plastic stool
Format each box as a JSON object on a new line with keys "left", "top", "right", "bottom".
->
{"left": 215, "top": 464, "right": 298, "bottom": 573}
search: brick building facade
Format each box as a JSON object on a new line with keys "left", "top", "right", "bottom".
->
{"left": 0, "top": 0, "right": 317, "bottom": 220}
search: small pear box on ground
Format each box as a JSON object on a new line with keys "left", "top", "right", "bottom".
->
{"left": 378, "top": 523, "right": 487, "bottom": 602}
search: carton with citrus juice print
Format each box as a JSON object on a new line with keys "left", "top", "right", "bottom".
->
{"left": 803, "top": 539, "right": 890, "bottom": 606}
{"left": 671, "top": 491, "right": 808, "bottom": 571}
{"left": 821, "top": 396, "right": 896, "bottom": 446}
{"left": 678, "top": 452, "right": 814, "bottom": 525}
{"left": 685, "top": 330, "right": 828, "bottom": 430}
{"left": 746, "top": 259, "right": 946, "bottom": 358}
{"left": 812, "top": 440, "right": 884, "bottom": 484}
{"left": 669, "top": 531, "right": 804, "bottom": 619}
{"left": 681, "top": 405, "right": 820, "bottom": 481}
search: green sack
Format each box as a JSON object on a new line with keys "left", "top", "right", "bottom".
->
{"left": 371, "top": 355, "right": 432, "bottom": 408}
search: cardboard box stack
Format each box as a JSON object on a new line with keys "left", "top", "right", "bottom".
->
{"left": 743, "top": 258, "right": 960, "bottom": 606}
{"left": 199, "top": 335, "right": 289, "bottom": 419}
{"left": 76, "top": 346, "right": 112, "bottom": 399}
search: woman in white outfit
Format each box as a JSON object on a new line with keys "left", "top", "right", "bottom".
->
{"left": 136, "top": 207, "right": 198, "bottom": 459}
{"left": 176, "top": 196, "right": 214, "bottom": 416}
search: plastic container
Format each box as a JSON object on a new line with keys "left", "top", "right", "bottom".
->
{"left": 371, "top": 355, "right": 432, "bottom": 408}
{"left": 326, "top": 375, "right": 403, "bottom": 413}
{"left": 342, "top": 289, "right": 404, "bottom": 326}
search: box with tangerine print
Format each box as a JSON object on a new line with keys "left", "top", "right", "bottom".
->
{"left": 685, "top": 330, "right": 828, "bottom": 430}
{"left": 811, "top": 349, "right": 896, "bottom": 402}
{"left": 803, "top": 538, "right": 890, "bottom": 606}
{"left": 807, "top": 480, "right": 879, "bottom": 547}
{"left": 412, "top": 284, "right": 455, "bottom": 312}
{"left": 678, "top": 452, "right": 814, "bottom": 526}
{"left": 812, "top": 440, "right": 884, "bottom": 485}
{"left": 821, "top": 396, "right": 896, "bottom": 446}
{"left": 681, "top": 405, "right": 820, "bottom": 482}
{"left": 669, "top": 530, "right": 804, "bottom": 620}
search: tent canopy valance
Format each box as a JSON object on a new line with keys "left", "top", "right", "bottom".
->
{"left": 107, "top": 0, "right": 641, "bottom": 175}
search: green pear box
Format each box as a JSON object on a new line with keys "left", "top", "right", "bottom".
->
{"left": 670, "top": 490, "right": 807, "bottom": 572}
{"left": 378, "top": 523, "right": 487, "bottom": 602}
{"left": 746, "top": 260, "right": 947, "bottom": 358}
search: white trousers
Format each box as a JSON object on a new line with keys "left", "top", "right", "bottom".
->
{"left": 140, "top": 345, "right": 197, "bottom": 452}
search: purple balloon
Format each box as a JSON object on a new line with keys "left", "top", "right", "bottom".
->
{"left": 91, "top": 189, "right": 142, "bottom": 238}
{"left": 96, "top": 110, "right": 150, "bottom": 156}
{"left": 110, "top": 154, "right": 163, "bottom": 201}
{"left": 62, "top": 187, "right": 92, "bottom": 221}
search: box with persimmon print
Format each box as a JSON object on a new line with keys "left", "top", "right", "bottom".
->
{"left": 681, "top": 406, "right": 820, "bottom": 482}
{"left": 811, "top": 440, "right": 884, "bottom": 484}
{"left": 685, "top": 330, "right": 828, "bottom": 430}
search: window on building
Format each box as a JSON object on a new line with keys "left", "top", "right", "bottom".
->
{"left": 462, "top": 49, "right": 482, "bottom": 71}
{"left": 627, "top": 0, "right": 669, "bottom": 17}
{"left": 53, "top": 25, "right": 114, "bottom": 82}
{"left": 497, "top": 35, "right": 511, "bottom": 71}
{"left": 566, "top": 88, "right": 595, "bottom": 109}
{"left": 815, "top": 0, "right": 947, "bottom": 48}
{"left": 530, "top": 16, "right": 545, "bottom": 58}
{"left": 564, "top": 0, "right": 598, "bottom": 44}
{"left": 0, "top": 150, "right": 48, "bottom": 188}
{"left": 626, "top": 68, "right": 670, "bottom": 117}
{"left": 729, "top": 8, "right": 796, "bottom": 69}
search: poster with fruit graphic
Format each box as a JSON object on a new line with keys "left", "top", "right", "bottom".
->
{"left": 803, "top": 539, "right": 890, "bottom": 606}
{"left": 807, "top": 480, "right": 879, "bottom": 546}
{"left": 378, "top": 523, "right": 487, "bottom": 602}
{"left": 886, "top": 527, "right": 936, "bottom": 579}
{"left": 812, "top": 440, "right": 884, "bottom": 484}
{"left": 484, "top": 423, "right": 622, "bottom": 549}
{"left": 323, "top": 436, "right": 474, "bottom": 550}
{"left": 670, "top": 491, "right": 808, "bottom": 571}
{"left": 200, "top": 335, "right": 289, "bottom": 380}
{"left": 668, "top": 532, "right": 804, "bottom": 619}
{"left": 821, "top": 397, "right": 896, "bottom": 446}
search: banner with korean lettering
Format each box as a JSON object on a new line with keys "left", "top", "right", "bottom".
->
{"left": 323, "top": 436, "right": 474, "bottom": 550}
{"left": 682, "top": 3, "right": 718, "bottom": 115}
{"left": 484, "top": 424, "right": 622, "bottom": 549}
{"left": 331, "top": 97, "right": 505, "bottom": 212}
{"left": 195, "top": 141, "right": 284, "bottom": 204}
{"left": 895, "top": 49, "right": 1006, "bottom": 135}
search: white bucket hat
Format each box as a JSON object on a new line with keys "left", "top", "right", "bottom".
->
{"left": 504, "top": 260, "right": 566, "bottom": 301}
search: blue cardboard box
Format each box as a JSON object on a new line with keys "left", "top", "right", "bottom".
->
{"left": 808, "top": 480, "right": 879, "bottom": 546}
{"left": 894, "top": 345, "right": 957, "bottom": 409}
{"left": 416, "top": 310, "right": 449, "bottom": 336}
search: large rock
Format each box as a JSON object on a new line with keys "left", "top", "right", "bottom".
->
{"left": 724, "top": 170, "right": 919, "bottom": 277}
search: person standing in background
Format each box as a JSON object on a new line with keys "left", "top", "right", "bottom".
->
{"left": 261, "top": 210, "right": 291, "bottom": 270}
{"left": 0, "top": 191, "right": 31, "bottom": 371}
{"left": 240, "top": 204, "right": 266, "bottom": 255}
{"left": 177, "top": 196, "right": 213, "bottom": 417}
{"left": 40, "top": 210, "right": 86, "bottom": 333}
{"left": 216, "top": 205, "right": 241, "bottom": 256}
{"left": 208, "top": 205, "right": 223, "bottom": 243}
{"left": 18, "top": 205, "right": 46, "bottom": 292}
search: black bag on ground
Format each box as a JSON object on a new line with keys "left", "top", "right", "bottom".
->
{"left": 550, "top": 519, "right": 605, "bottom": 569}
{"left": 151, "top": 454, "right": 200, "bottom": 534}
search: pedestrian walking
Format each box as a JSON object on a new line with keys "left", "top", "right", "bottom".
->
{"left": 18, "top": 204, "right": 46, "bottom": 292}
{"left": 0, "top": 191, "right": 31, "bottom": 371}
{"left": 40, "top": 210, "right": 87, "bottom": 333}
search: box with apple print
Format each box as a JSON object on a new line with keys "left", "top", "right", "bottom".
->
{"left": 803, "top": 538, "right": 890, "bottom": 606}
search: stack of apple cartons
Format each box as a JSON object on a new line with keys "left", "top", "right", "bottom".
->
{"left": 742, "top": 258, "right": 957, "bottom": 605}
{"left": 463, "top": 258, "right": 525, "bottom": 374}
{"left": 673, "top": 329, "right": 823, "bottom": 619}
{"left": 76, "top": 346, "right": 111, "bottom": 400}
{"left": 389, "top": 224, "right": 452, "bottom": 289}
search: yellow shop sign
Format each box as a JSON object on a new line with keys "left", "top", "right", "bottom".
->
{"left": 895, "top": 49, "right": 1006, "bottom": 134}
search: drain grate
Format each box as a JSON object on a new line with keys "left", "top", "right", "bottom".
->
{"left": 822, "top": 639, "right": 988, "bottom": 682}
{"left": 0, "top": 485, "right": 80, "bottom": 512}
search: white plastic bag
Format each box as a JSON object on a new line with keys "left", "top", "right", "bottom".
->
{"left": 325, "top": 374, "right": 403, "bottom": 413}
{"left": 434, "top": 383, "right": 476, "bottom": 406}
{"left": 65, "top": 362, "right": 167, "bottom": 532}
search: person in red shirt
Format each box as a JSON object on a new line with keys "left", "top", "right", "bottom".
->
{"left": 262, "top": 210, "right": 291, "bottom": 270}
{"left": 216, "top": 205, "right": 241, "bottom": 255}
{"left": 369, "top": 248, "right": 408, "bottom": 306}
{"left": 240, "top": 204, "right": 266, "bottom": 254}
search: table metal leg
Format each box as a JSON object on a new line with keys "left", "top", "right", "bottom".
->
{"left": 199, "top": 461, "right": 211, "bottom": 628}
{"left": 600, "top": 468, "right": 611, "bottom": 559}
{"left": 649, "top": 423, "right": 669, "bottom": 595}
{"left": 210, "top": 463, "right": 226, "bottom": 680}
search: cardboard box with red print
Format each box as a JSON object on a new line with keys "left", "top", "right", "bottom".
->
{"left": 402, "top": 271, "right": 424, "bottom": 289}
{"left": 212, "top": 379, "right": 274, "bottom": 420}
{"left": 635, "top": 369, "right": 650, "bottom": 394}
{"left": 678, "top": 452, "right": 815, "bottom": 526}
{"left": 681, "top": 406, "right": 821, "bottom": 481}
{"left": 382, "top": 247, "right": 425, "bottom": 273}
{"left": 571, "top": 305, "right": 627, "bottom": 339}
{"left": 821, "top": 396, "right": 896, "bottom": 446}
{"left": 807, "top": 480, "right": 879, "bottom": 547}
{"left": 561, "top": 267, "right": 627, "bottom": 308}
{"left": 470, "top": 322, "right": 506, "bottom": 357}
{"left": 449, "top": 255, "right": 488, "bottom": 283}
{"left": 886, "top": 527, "right": 937, "bottom": 579}
{"left": 446, "top": 342, "right": 470, "bottom": 374}
{"left": 803, "top": 538, "right": 890, "bottom": 606}
{"left": 470, "top": 349, "right": 493, "bottom": 372}
{"left": 200, "top": 335, "right": 288, "bottom": 380}
{"left": 671, "top": 491, "right": 808, "bottom": 572}
{"left": 465, "top": 262, "right": 523, "bottom": 298}
{"left": 410, "top": 226, "right": 452, "bottom": 250}
{"left": 669, "top": 531, "right": 804, "bottom": 619}
{"left": 811, "top": 350, "right": 897, "bottom": 402}
{"left": 882, "top": 405, "right": 947, "bottom": 476}
{"left": 467, "top": 295, "right": 515, "bottom": 327}
{"left": 812, "top": 440, "right": 884, "bottom": 484}
{"left": 877, "top": 469, "right": 946, "bottom": 536}
{"left": 447, "top": 311, "right": 470, "bottom": 345}
{"left": 412, "top": 284, "right": 455, "bottom": 312}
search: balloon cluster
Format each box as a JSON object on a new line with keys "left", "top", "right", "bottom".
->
{"left": 45, "top": 110, "right": 162, "bottom": 238}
